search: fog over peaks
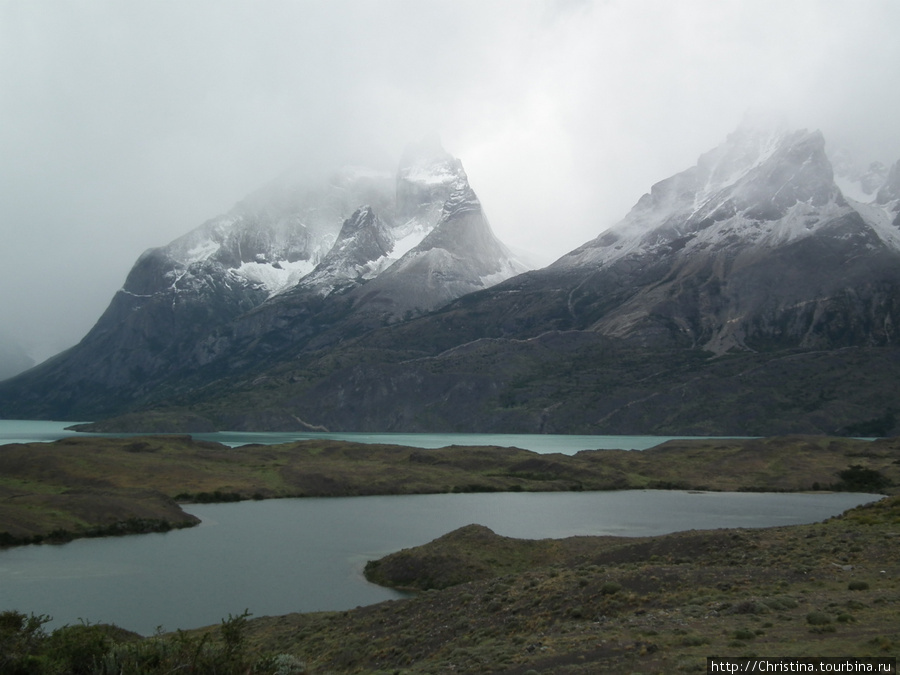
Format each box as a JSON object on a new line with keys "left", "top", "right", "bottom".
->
{"left": 1, "top": 0, "right": 899, "bottom": 362}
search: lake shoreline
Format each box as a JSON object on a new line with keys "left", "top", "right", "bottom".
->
{"left": 1, "top": 433, "right": 897, "bottom": 549}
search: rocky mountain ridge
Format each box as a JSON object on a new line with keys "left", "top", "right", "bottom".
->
{"left": 3, "top": 121, "right": 900, "bottom": 435}
{"left": 549, "top": 123, "right": 900, "bottom": 354}
{"left": 192, "top": 120, "right": 900, "bottom": 435}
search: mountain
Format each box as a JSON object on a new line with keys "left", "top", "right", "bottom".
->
{"left": 5, "top": 120, "right": 900, "bottom": 436}
{"left": 195, "top": 120, "right": 889, "bottom": 436}
{"left": 0, "top": 139, "right": 528, "bottom": 420}
{"left": 143, "top": 118, "right": 900, "bottom": 436}
{"left": 549, "top": 122, "right": 900, "bottom": 354}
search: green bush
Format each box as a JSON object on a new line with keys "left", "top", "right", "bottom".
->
{"left": 44, "top": 623, "right": 111, "bottom": 675}
{"left": 834, "top": 465, "right": 893, "bottom": 492}
{"left": 806, "top": 611, "right": 832, "bottom": 626}
{"left": 763, "top": 596, "right": 798, "bottom": 611}
{"left": 0, "top": 611, "right": 50, "bottom": 675}
{"left": 600, "top": 581, "right": 622, "bottom": 595}
{"left": 681, "top": 634, "right": 710, "bottom": 646}
{"left": 0, "top": 608, "right": 308, "bottom": 675}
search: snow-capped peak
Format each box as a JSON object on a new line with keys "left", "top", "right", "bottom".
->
{"left": 555, "top": 123, "right": 853, "bottom": 269}
{"left": 287, "top": 205, "right": 395, "bottom": 297}
{"left": 694, "top": 117, "right": 792, "bottom": 202}
{"left": 396, "top": 135, "right": 467, "bottom": 217}
{"left": 133, "top": 162, "right": 402, "bottom": 301}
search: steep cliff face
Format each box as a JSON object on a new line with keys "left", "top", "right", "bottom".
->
{"left": 875, "top": 160, "right": 900, "bottom": 226}
{"left": 345, "top": 179, "right": 527, "bottom": 319}
{"left": 291, "top": 206, "right": 395, "bottom": 296}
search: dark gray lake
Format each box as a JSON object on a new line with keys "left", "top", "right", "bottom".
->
{"left": 0, "top": 490, "right": 879, "bottom": 635}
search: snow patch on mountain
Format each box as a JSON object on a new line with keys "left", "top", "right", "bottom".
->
{"left": 390, "top": 228, "right": 430, "bottom": 259}
{"left": 831, "top": 148, "right": 888, "bottom": 203}
{"left": 401, "top": 163, "right": 460, "bottom": 185}
{"left": 184, "top": 238, "right": 222, "bottom": 264}
{"left": 695, "top": 124, "right": 785, "bottom": 200}
{"left": 480, "top": 261, "right": 525, "bottom": 288}
{"left": 846, "top": 198, "right": 900, "bottom": 249}
{"left": 234, "top": 259, "right": 317, "bottom": 295}
{"left": 835, "top": 174, "right": 876, "bottom": 203}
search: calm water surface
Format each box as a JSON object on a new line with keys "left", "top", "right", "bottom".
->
{"left": 0, "top": 419, "right": 742, "bottom": 453}
{"left": 0, "top": 490, "right": 879, "bottom": 635}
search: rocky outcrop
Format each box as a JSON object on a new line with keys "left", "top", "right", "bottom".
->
{"left": 346, "top": 179, "right": 526, "bottom": 320}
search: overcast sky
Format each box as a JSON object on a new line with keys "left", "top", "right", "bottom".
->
{"left": 2, "top": 0, "right": 900, "bottom": 362}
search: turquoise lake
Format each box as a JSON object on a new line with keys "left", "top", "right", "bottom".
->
{"left": 0, "top": 419, "right": 741, "bottom": 453}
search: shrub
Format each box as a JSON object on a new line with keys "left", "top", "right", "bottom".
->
{"left": 220, "top": 609, "right": 251, "bottom": 663}
{"left": 0, "top": 608, "right": 298, "bottom": 675}
{"left": 733, "top": 600, "right": 769, "bottom": 615}
{"left": 763, "top": 596, "right": 798, "bottom": 611}
{"left": 834, "top": 465, "right": 893, "bottom": 492}
{"left": 681, "top": 635, "right": 710, "bottom": 646}
{"left": 44, "top": 622, "right": 111, "bottom": 675}
{"left": 600, "top": 581, "right": 622, "bottom": 595}
{"left": 806, "top": 611, "right": 831, "bottom": 626}
{"left": 0, "top": 610, "right": 50, "bottom": 675}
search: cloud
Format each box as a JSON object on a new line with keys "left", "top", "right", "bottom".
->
{"left": 1, "top": 0, "right": 899, "bottom": 361}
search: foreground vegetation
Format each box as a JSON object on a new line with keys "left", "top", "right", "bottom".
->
{"left": 2, "top": 495, "right": 899, "bottom": 674}
{"left": 1, "top": 608, "right": 308, "bottom": 675}
{"left": 1, "top": 434, "right": 898, "bottom": 545}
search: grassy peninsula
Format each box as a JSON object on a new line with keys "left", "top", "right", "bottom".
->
{"left": 235, "top": 496, "right": 900, "bottom": 673}
{"left": 1, "top": 434, "right": 898, "bottom": 673}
